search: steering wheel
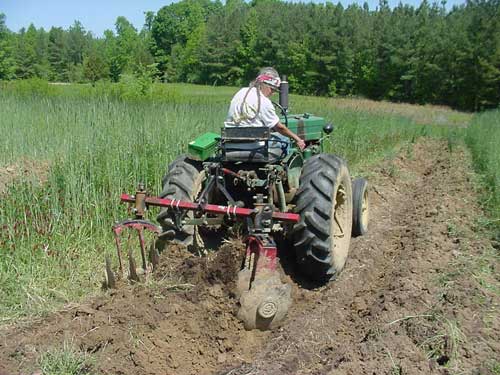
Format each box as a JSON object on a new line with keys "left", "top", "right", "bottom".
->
{"left": 272, "top": 101, "right": 288, "bottom": 128}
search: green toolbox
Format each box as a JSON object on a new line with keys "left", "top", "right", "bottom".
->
{"left": 188, "top": 132, "right": 219, "bottom": 160}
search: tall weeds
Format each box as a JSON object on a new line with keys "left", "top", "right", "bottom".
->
{"left": 466, "top": 109, "right": 500, "bottom": 230}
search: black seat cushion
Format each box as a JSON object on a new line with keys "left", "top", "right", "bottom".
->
{"left": 221, "top": 126, "right": 287, "bottom": 163}
{"left": 223, "top": 141, "right": 284, "bottom": 163}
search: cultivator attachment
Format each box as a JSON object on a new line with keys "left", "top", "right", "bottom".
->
{"left": 105, "top": 184, "right": 161, "bottom": 288}
{"left": 110, "top": 183, "right": 298, "bottom": 330}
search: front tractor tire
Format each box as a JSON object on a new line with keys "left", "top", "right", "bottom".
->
{"left": 292, "top": 154, "right": 353, "bottom": 283}
{"left": 156, "top": 156, "right": 204, "bottom": 247}
{"left": 352, "top": 177, "right": 369, "bottom": 237}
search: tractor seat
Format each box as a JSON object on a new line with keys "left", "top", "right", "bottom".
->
{"left": 221, "top": 126, "right": 287, "bottom": 163}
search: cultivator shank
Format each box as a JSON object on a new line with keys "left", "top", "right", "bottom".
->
{"left": 105, "top": 184, "right": 161, "bottom": 288}
{"left": 236, "top": 234, "right": 291, "bottom": 330}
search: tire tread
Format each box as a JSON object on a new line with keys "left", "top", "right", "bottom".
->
{"left": 292, "top": 154, "right": 351, "bottom": 283}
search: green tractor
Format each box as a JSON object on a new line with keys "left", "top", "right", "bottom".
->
{"left": 110, "top": 77, "right": 369, "bottom": 330}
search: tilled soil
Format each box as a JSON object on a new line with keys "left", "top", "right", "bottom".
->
{"left": 1, "top": 140, "right": 498, "bottom": 375}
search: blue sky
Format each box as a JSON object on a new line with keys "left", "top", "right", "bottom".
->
{"left": 1, "top": 0, "right": 466, "bottom": 37}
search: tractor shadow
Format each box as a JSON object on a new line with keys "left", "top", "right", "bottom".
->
{"left": 197, "top": 227, "right": 227, "bottom": 252}
{"left": 275, "top": 235, "right": 327, "bottom": 291}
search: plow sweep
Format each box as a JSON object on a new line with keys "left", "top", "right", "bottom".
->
{"left": 106, "top": 219, "right": 161, "bottom": 288}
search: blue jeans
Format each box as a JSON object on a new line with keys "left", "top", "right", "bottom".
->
{"left": 269, "top": 132, "right": 289, "bottom": 156}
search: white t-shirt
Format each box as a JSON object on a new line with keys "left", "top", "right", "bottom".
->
{"left": 225, "top": 87, "right": 280, "bottom": 128}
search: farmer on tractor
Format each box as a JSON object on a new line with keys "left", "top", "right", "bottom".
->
{"left": 225, "top": 67, "right": 306, "bottom": 151}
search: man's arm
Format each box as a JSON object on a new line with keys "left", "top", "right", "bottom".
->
{"left": 273, "top": 122, "right": 306, "bottom": 150}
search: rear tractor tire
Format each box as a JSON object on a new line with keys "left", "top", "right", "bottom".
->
{"left": 292, "top": 154, "right": 353, "bottom": 283}
{"left": 156, "top": 155, "right": 204, "bottom": 247}
{"left": 352, "top": 177, "right": 369, "bottom": 237}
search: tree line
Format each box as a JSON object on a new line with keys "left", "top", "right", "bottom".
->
{"left": 0, "top": 0, "right": 499, "bottom": 111}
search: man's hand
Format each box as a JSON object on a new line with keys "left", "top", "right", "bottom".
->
{"left": 296, "top": 138, "right": 306, "bottom": 150}
{"left": 274, "top": 122, "right": 306, "bottom": 150}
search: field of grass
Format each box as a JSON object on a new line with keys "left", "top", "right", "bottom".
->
{"left": 0, "top": 80, "right": 478, "bottom": 322}
{"left": 465, "top": 109, "right": 500, "bottom": 230}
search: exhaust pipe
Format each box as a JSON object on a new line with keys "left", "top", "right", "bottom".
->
{"left": 279, "top": 75, "right": 289, "bottom": 113}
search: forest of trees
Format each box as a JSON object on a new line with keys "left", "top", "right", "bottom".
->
{"left": 0, "top": 0, "right": 499, "bottom": 111}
